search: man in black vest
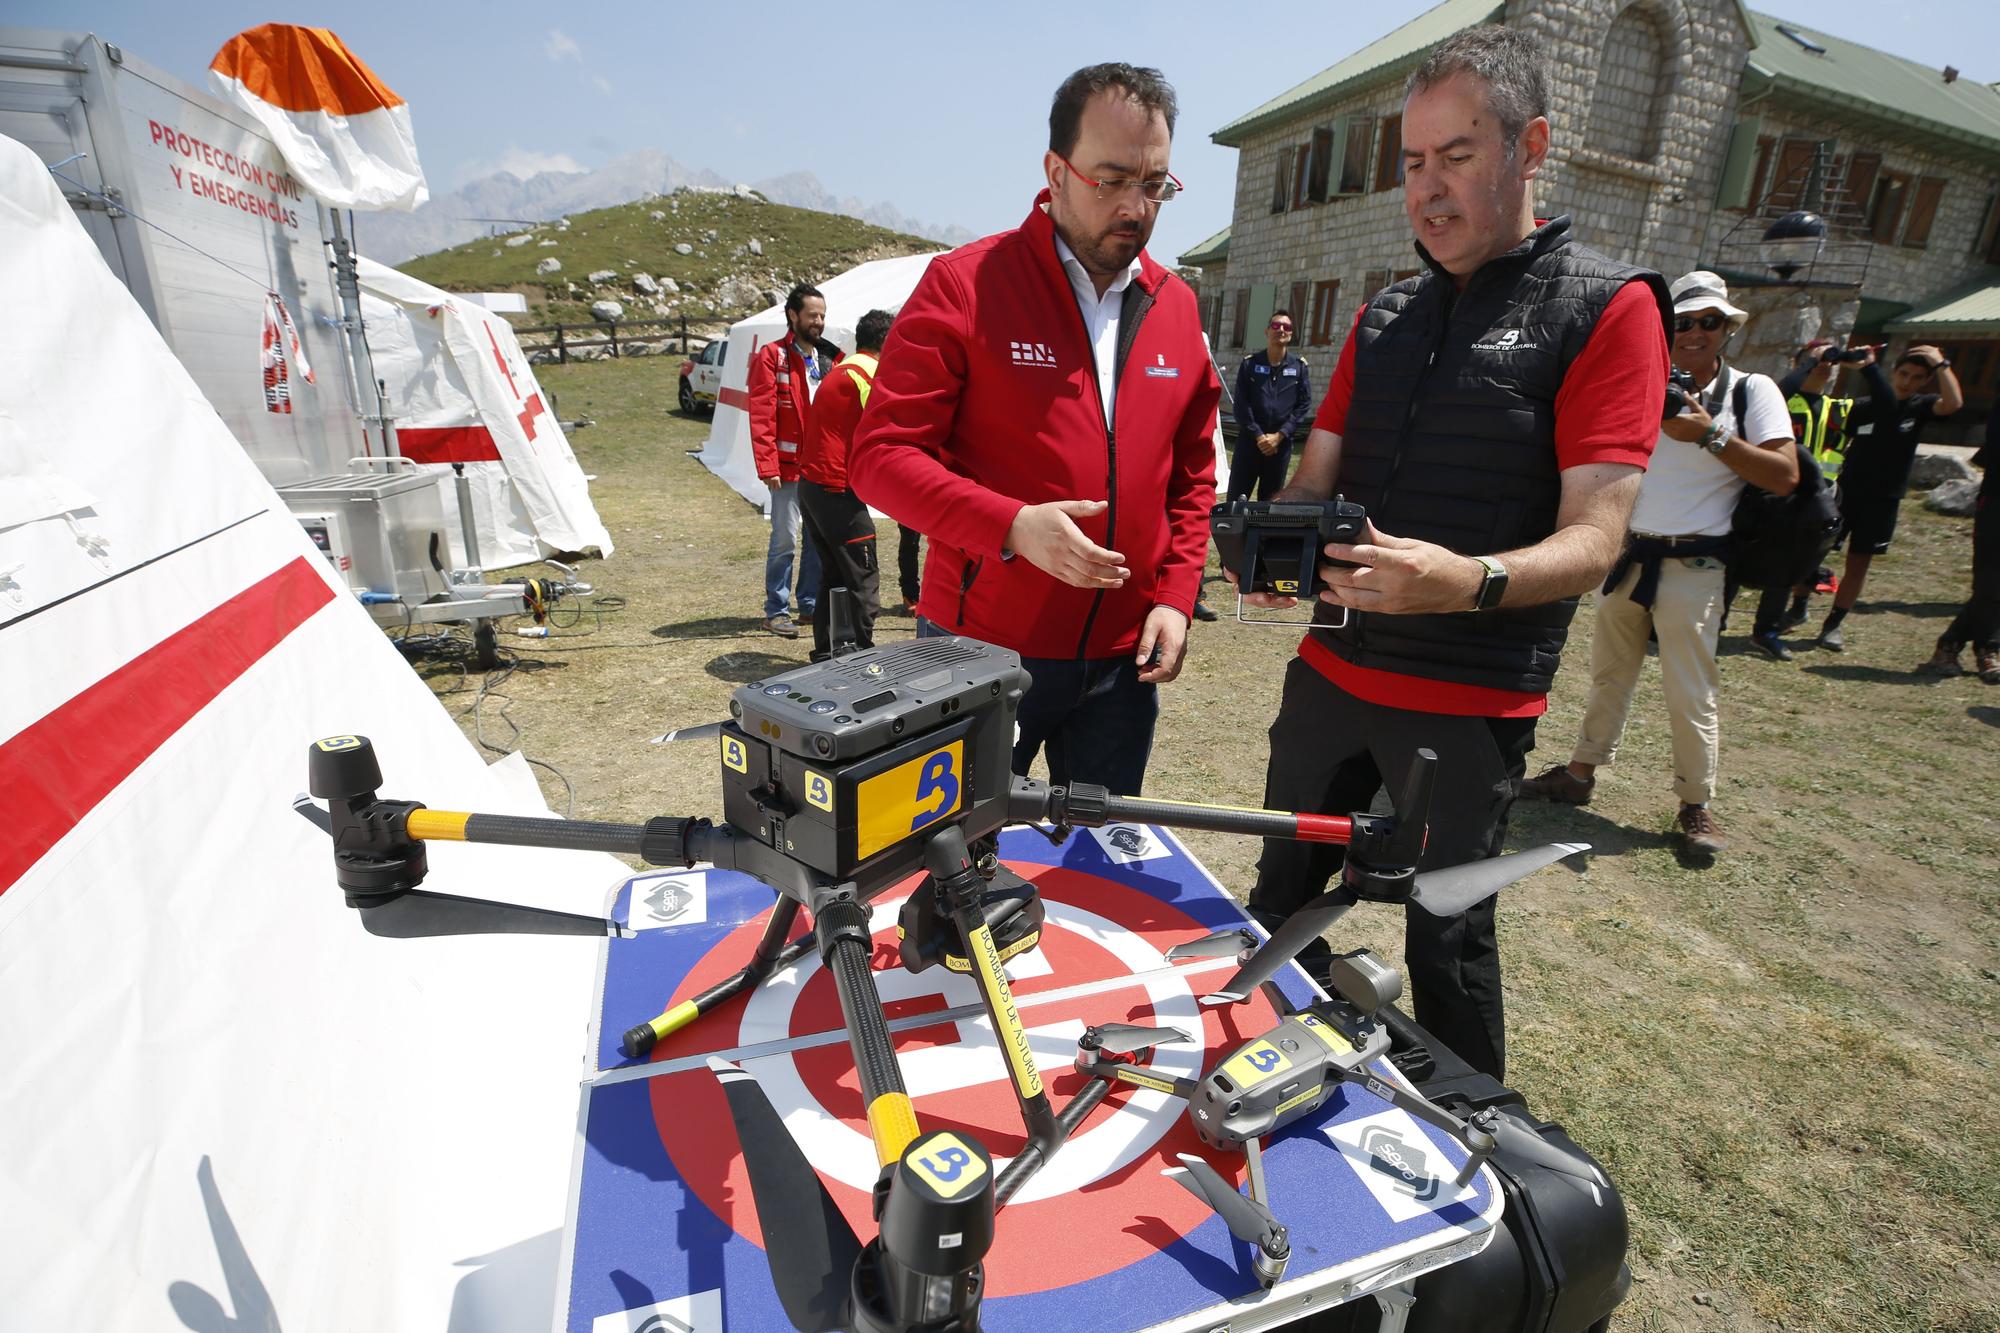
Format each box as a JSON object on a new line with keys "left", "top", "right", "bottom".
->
{"left": 1233, "top": 26, "right": 1671, "bottom": 1078}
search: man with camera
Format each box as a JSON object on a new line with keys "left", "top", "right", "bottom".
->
{"left": 1751, "top": 339, "right": 1866, "bottom": 648}
{"left": 1519, "top": 272, "right": 1796, "bottom": 860}
{"left": 850, "top": 63, "right": 1220, "bottom": 796}
{"left": 1235, "top": 27, "right": 1670, "bottom": 1078}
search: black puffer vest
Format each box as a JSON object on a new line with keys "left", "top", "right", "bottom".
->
{"left": 1314, "top": 216, "right": 1671, "bottom": 694}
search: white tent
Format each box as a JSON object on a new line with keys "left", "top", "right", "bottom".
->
{"left": 693, "top": 251, "right": 1235, "bottom": 511}
{"left": 356, "top": 257, "right": 613, "bottom": 569}
{"left": 695, "top": 251, "right": 945, "bottom": 510}
{"left": 0, "top": 135, "right": 624, "bottom": 1330}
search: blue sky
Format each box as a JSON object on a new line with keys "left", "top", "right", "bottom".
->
{"left": 13, "top": 1, "right": 1998, "bottom": 263}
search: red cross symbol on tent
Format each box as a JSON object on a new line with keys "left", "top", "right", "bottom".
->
{"left": 484, "top": 323, "right": 544, "bottom": 441}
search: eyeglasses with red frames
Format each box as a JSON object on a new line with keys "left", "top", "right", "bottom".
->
{"left": 1057, "top": 154, "right": 1183, "bottom": 204}
{"left": 1268, "top": 321, "right": 1294, "bottom": 332}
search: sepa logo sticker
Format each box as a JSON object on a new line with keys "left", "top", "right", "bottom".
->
{"left": 1010, "top": 340, "right": 1058, "bottom": 368}
{"left": 1088, "top": 823, "right": 1172, "bottom": 865}
{"left": 592, "top": 1288, "right": 721, "bottom": 1332}
{"left": 630, "top": 871, "right": 708, "bottom": 928}
{"left": 1326, "top": 1108, "right": 1479, "bottom": 1221}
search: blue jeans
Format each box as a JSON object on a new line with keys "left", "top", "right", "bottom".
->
{"left": 763, "top": 480, "right": 821, "bottom": 619}
{"left": 918, "top": 618, "right": 1159, "bottom": 795}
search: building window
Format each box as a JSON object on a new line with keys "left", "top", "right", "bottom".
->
{"left": 1309, "top": 280, "right": 1341, "bottom": 346}
{"left": 1363, "top": 269, "right": 1393, "bottom": 304}
{"left": 1289, "top": 282, "right": 1310, "bottom": 332}
{"left": 1307, "top": 126, "right": 1334, "bottom": 204}
{"left": 1292, "top": 144, "right": 1312, "bottom": 210}
{"left": 1374, "top": 114, "right": 1404, "bottom": 192}
{"left": 1902, "top": 177, "right": 1947, "bottom": 248}
{"left": 1976, "top": 188, "right": 2000, "bottom": 263}
{"left": 1745, "top": 135, "right": 1776, "bottom": 211}
{"left": 1232, "top": 289, "right": 1250, "bottom": 345}
{"left": 1869, "top": 171, "right": 1912, "bottom": 245}
{"left": 1269, "top": 151, "right": 1291, "bottom": 216}
{"left": 1589, "top": 4, "right": 1671, "bottom": 162}
{"left": 1766, "top": 138, "right": 1822, "bottom": 212}
{"left": 1338, "top": 115, "right": 1375, "bottom": 194}
{"left": 1835, "top": 152, "right": 1881, "bottom": 222}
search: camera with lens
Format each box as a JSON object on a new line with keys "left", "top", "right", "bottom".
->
{"left": 1824, "top": 345, "right": 1874, "bottom": 365}
{"left": 1211, "top": 497, "right": 1366, "bottom": 598}
{"left": 1662, "top": 366, "right": 1699, "bottom": 420}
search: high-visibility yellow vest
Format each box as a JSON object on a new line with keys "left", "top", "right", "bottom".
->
{"left": 1788, "top": 391, "right": 1852, "bottom": 481}
{"left": 839, "top": 352, "right": 880, "bottom": 407}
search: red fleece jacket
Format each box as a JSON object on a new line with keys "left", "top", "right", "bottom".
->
{"left": 849, "top": 192, "right": 1220, "bottom": 659}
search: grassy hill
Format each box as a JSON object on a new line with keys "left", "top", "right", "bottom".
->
{"left": 397, "top": 188, "right": 944, "bottom": 329}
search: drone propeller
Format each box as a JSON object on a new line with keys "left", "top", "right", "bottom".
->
{"left": 1165, "top": 928, "right": 1258, "bottom": 962}
{"left": 1165, "top": 1153, "right": 1289, "bottom": 1263}
{"left": 1409, "top": 842, "right": 1591, "bottom": 918}
{"left": 650, "top": 720, "right": 727, "bottom": 745}
{"left": 709, "top": 1058, "right": 862, "bottom": 1333}
{"left": 354, "top": 889, "right": 624, "bottom": 938}
{"left": 1084, "top": 1023, "right": 1191, "bottom": 1056}
{"left": 1203, "top": 843, "right": 1589, "bottom": 1005}
{"left": 1202, "top": 892, "right": 1354, "bottom": 1005}
{"left": 1470, "top": 1108, "right": 1608, "bottom": 1197}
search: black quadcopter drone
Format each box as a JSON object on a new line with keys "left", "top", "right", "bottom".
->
{"left": 295, "top": 618, "right": 1593, "bottom": 1332}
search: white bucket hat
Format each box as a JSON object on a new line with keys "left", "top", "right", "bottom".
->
{"left": 1669, "top": 270, "right": 1748, "bottom": 330}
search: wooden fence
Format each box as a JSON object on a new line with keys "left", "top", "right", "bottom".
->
{"left": 514, "top": 313, "right": 715, "bottom": 364}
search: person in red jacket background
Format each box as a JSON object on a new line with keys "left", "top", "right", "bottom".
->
{"left": 746, "top": 284, "right": 829, "bottom": 638}
{"left": 798, "top": 307, "right": 893, "bottom": 662}
{"left": 850, "top": 63, "right": 1220, "bottom": 796}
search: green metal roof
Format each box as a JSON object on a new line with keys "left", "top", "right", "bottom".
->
{"left": 1882, "top": 278, "right": 2000, "bottom": 335}
{"left": 1178, "top": 225, "right": 1231, "bottom": 267}
{"left": 1211, "top": 0, "right": 1502, "bottom": 147}
{"left": 1744, "top": 12, "right": 2000, "bottom": 157}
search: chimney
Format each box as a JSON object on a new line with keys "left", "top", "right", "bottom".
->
{"left": 1944, "top": 65, "right": 1960, "bottom": 84}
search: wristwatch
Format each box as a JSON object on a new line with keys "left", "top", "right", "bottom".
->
{"left": 1701, "top": 422, "right": 1729, "bottom": 454}
{"left": 1471, "top": 555, "right": 1508, "bottom": 611}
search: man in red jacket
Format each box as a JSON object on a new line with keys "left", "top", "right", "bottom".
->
{"left": 850, "top": 63, "right": 1219, "bottom": 796}
{"left": 747, "top": 284, "right": 829, "bottom": 638}
{"left": 798, "top": 307, "right": 893, "bottom": 662}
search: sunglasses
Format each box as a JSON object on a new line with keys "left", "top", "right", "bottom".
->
{"left": 1268, "top": 321, "right": 1293, "bottom": 332}
{"left": 1674, "top": 313, "right": 1729, "bottom": 334}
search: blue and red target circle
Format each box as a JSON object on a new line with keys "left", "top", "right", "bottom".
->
{"left": 647, "top": 863, "right": 1286, "bottom": 1296}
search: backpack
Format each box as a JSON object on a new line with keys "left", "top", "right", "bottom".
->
{"left": 1728, "top": 374, "right": 1844, "bottom": 591}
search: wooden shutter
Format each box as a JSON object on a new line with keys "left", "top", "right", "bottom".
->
{"left": 1292, "top": 144, "right": 1312, "bottom": 210}
{"left": 1902, "top": 177, "right": 1947, "bottom": 248}
{"left": 1310, "top": 279, "right": 1341, "bottom": 346}
{"left": 1715, "top": 119, "right": 1762, "bottom": 211}
{"left": 1288, "top": 282, "right": 1309, "bottom": 329}
{"left": 1838, "top": 152, "right": 1881, "bottom": 219}
{"left": 1747, "top": 135, "right": 1776, "bottom": 210}
{"left": 1978, "top": 189, "right": 2000, "bottom": 263}
{"left": 1307, "top": 126, "right": 1334, "bottom": 203}
{"left": 1374, "top": 114, "right": 1403, "bottom": 192}
{"left": 1766, "top": 138, "right": 1817, "bottom": 211}
{"left": 1363, "top": 269, "right": 1393, "bottom": 303}
{"left": 1232, "top": 288, "right": 1250, "bottom": 345}
{"left": 1270, "top": 150, "right": 1291, "bottom": 215}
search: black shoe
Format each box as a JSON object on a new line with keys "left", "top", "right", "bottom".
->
{"left": 1751, "top": 630, "right": 1794, "bottom": 662}
{"left": 1192, "top": 600, "right": 1220, "bottom": 622}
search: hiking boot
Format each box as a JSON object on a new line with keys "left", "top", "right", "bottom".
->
{"left": 764, "top": 613, "right": 800, "bottom": 639}
{"left": 1917, "top": 643, "right": 1965, "bottom": 677}
{"left": 1517, "top": 764, "right": 1595, "bottom": 805}
{"left": 1817, "top": 621, "right": 1845, "bottom": 652}
{"left": 1192, "top": 600, "right": 1220, "bottom": 622}
{"left": 1677, "top": 803, "right": 1726, "bottom": 859}
{"left": 1751, "top": 630, "right": 1794, "bottom": 662}
{"left": 797, "top": 609, "right": 815, "bottom": 628}
{"left": 1979, "top": 648, "right": 2000, "bottom": 685}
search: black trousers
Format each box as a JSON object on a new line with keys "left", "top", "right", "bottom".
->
{"left": 798, "top": 479, "right": 879, "bottom": 661}
{"left": 897, "top": 524, "right": 922, "bottom": 605}
{"left": 1227, "top": 430, "right": 1293, "bottom": 501}
{"left": 1247, "top": 658, "right": 1537, "bottom": 1079}
{"left": 1941, "top": 477, "right": 2000, "bottom": 651}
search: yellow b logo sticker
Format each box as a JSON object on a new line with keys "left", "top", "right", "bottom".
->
{"left": 1220, "top": 1040, "right": 1293, "bottom": 1089}
{"left": 721, "top": 736, "right": 748, "bottom": 774}
{"left": 908, "top": 1132, "right": 988, "bottom": 1199}
{"left": 1273, "top": 579, "right": 1300, "bottom": 593}
{"left": 315, "top": 735, "right": 361, "bottom": 751}
{"left": 804, "top": 770, "right": 833, "bottom": 812}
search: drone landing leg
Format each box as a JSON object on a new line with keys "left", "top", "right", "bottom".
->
{"left": 622, "top": 898, "right": 809, "bottom": 1058}
{"left": 813, "top": 889, "right": 923, "bottom": 1168}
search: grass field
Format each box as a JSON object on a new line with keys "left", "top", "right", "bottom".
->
{"left": 419, "top": 352, "right": 1999, "bottom": 1332}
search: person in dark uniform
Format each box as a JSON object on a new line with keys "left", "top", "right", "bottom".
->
{"left": 1229, "top": 308, "right": 1313, "bottom": 502}
{"left": 1919, "top": 406, "right": 2000, "bottom": 682}
{"left": 1815, "top": 344, "right": 1961, "bottom": 651}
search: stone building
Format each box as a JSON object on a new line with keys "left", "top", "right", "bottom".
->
{"left": 1183, "top": 0, "right": 2000, "bottom": 437}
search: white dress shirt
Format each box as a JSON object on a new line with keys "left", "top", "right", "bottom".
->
{"left": 1054, "top": 232, "right": 1142, "bottom": 431}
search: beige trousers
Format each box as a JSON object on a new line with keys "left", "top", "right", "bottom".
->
{"left": 1571, "top": 556, "right": 1725, "bottom": 806}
